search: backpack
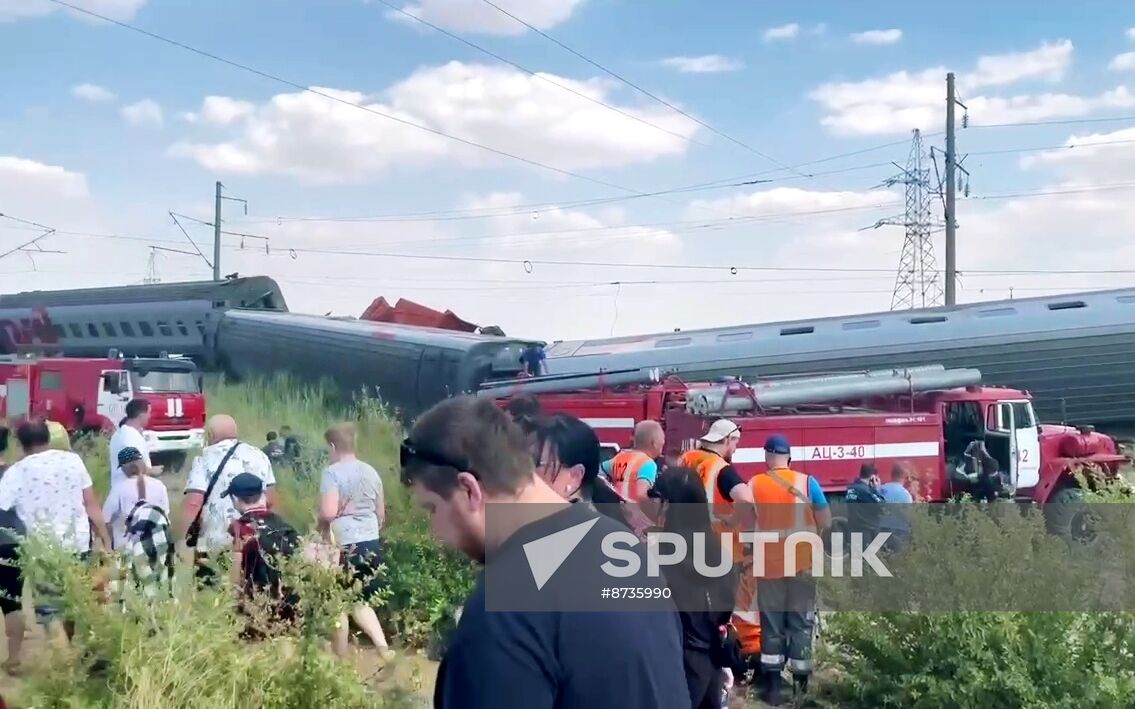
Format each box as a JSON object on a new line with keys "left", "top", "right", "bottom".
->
{"left": 238, "top": 512, "right": 301, "bottom": 622}
{"left": 0, "top": 507, "right": 25, "bottom": 549}
{"left": 122, "top": 501, "right": 175, "bottom": 597}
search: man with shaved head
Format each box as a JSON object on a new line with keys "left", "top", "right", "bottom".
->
{"left": 600, "top": 419, "right": 665, "bottom": 504}
{"left": 182, "top": 414, "right": 277, "bottom": 587}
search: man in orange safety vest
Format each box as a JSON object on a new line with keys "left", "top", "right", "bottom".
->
{"left": 600, "top": 420, "right": 664, "bottom": 505}
{"left": 749, "top": 433, "right": 831, "bottom": 706}
{"left": 678, "top": 419, "right": 755, "bottom": 532}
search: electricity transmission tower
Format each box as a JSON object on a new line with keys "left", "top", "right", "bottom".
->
{"left": 866, "top": 129, "right": 944, "bottom": 310}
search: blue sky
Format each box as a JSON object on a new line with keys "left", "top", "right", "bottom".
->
{"left": 2, "top": 0, "right": 1135, "bottom": 340}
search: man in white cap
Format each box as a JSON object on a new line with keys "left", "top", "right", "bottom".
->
{"left": 678, "top": 418, "right": 755, "bottom": 527}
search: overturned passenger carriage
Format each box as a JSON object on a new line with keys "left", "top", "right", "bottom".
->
{"left": 216, "top": 310, "right": 541, "bottom": 422}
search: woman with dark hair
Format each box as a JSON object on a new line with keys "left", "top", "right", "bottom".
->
{"left": 651, "top": 467, "right": 740, "bottom": 709}
{"left": 530, "top": 413, "right": 651, "bottom": 533}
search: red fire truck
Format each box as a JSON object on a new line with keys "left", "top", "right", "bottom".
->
{"left": 0, "top": 353, "right": 207, "bottom": 468}
{"left": 484, "top": 364, "right": 1127, "bottom": 537}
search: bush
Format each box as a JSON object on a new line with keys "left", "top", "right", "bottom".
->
{"left": 818, "top": 483, "right": 1135, "bottom": 708}
{"left": 16, "top": 536, "right": 397, "bottom": 708}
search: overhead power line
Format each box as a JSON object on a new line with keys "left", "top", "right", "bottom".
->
{"left": 246, "top": 127, "right": 1135, "bottom": 226}
{"left": 371, "top": 0, "right": 710, "bottom": 150}
{"left": 967, "top": 114, "right": 1135, "bottom": 130}
{"left": 44, "top": 0, "right": 673, "bottom": 202}
{"left": 476, "top": 0, "right": 808, "bottom": 178}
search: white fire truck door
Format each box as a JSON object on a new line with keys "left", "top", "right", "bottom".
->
{"left": 998, "top": 400, "right": 1041, "bottom": 490}
{"left": 98, "top": 370, "right": 131, "bottom": 427}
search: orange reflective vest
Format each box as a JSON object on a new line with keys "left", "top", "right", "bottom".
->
{"left": 750, "top": 468, "right": 818, "bottom": 580}
{"left": 678, "top": 449, "right": 734, "bottom": 524}
{"left": 607, "top": 449, "right": 652, "bottom": 499}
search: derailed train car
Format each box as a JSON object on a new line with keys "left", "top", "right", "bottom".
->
{"left": 0, "top": 276, "right": 287, "bottom": 367}
{"left": 544, "top": 287, "right": 1135, "bottom": 432}
{"left": 216, "top": 310, "right": 540, "bottom": 422}
{"left": 0, "top": 277, "right": 541, "bottom": 421}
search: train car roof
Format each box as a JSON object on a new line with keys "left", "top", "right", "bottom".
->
{"left": 0, "top": 276, "right": 288, "bottom": 310}
{"left": 223, "top": 309, "right": 544, "bottom": 350}
{"left": 545, "top": 286, "right": 1135, "bottom": 358}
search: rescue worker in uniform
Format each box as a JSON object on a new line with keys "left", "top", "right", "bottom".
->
{"left": 600, "top": 420, "right": 664, "bottom": 505}
{"left": 677, "top": 419, "right": 756, "bottom": 529}
{"left": 749, "top": 434, "right": 831, "bottom": 706}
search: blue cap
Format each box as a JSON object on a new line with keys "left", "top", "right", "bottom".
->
{"left": 764, "top": 434, "right": 791, "bottom": 455}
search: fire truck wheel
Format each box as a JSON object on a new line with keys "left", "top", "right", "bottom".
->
{"left": 1044, "top": 486, "right": 1097, "bottom": 545}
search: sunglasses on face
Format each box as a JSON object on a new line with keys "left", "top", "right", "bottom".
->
{"left": 399, "top": 438, "right": 480, "bottom": 485}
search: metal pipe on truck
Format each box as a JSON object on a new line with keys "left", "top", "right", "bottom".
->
{"left": 685, "top": 367, "right": 983, "bottom": 415}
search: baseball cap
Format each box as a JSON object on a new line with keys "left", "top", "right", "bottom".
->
{"left": 221, "top": 472, "right": 264, "bottom": 498}
{"left": 764, "top": 434, "right": 792, "bottom": 455}
{"left": 117, "top": 446, "right": 143, "bottom": 467}
{"left": 700, "top": 419, "right": 740, "bottom": 444}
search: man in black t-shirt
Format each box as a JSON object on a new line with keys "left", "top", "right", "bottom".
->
{"left": 401, "top": 396, "right": 689, "bottom": 709}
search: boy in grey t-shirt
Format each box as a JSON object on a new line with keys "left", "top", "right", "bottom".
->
{"left": 318, "top": 423, "right": 392, "bottom": 659}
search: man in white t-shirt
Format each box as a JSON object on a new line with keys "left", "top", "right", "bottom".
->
{"left": 181, "top": 414, "right": 276, "bottom": 587}
{"left": 0, "top": 420, "right": 112, "bottom": 633}
{"left": 109, "top": 399, "right": 155, "bottom": 488}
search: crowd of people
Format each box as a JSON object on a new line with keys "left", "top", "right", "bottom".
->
{"left": 0, "top": 389, "right": 925, "bottom": 707}
{"left": 0, "top": 399, "right": 395, "bottom": 675}
{"left": 401, "top": 393, "right": 877, "bottom": 708}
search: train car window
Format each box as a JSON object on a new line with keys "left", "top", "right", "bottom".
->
{"left": 119, "top": 322, "right": 135, "bottom": 336}
{"left": 68, "top": 324, "right": 83, "bottom": 338}
{"left": 102, "top": 322, "right": 117, "bottom": 337}
{"left": 38, "top": 371, "right": 63, "bottom": 390}
{"left": 139, "top": 322, "right": 154, "bottom": 336}
{"left": 86, "top": 323, "right": 99, "bottom": 337}
{"left": 196, "top": 321, "right": 205, "bottom": 335}
{"left": 176, "top": 321, "right": 189, "bottom": 336}
{"left": 52, "top": 323, "right": 66, "bottom": 339}
{"left": 157, "top": 321, "right": 173, "bottom": 337}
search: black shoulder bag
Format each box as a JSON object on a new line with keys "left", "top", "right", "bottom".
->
{"left": 185, "top": 442, "right": 242, "bottom": 548}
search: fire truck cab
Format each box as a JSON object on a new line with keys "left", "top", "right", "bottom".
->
{"left": 0, "top": 353, "right": 206, "bottom": 467}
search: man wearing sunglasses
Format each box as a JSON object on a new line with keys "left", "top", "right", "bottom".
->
{"left": 401, "top": 395, "right": 688, "bottom": 709}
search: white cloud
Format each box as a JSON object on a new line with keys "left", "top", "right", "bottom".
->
{"left": 169, "top": 61, "right": 701, "bottom": 183}
{"left": 0, "top": 0, "right": 145, "bottom": 23}
{"left": 969, "top": 39, "right": 1072, "bottom": 87}
{"left": 183, "top": 96, "right": 256, "bottom": 125}
{"left": 121, "top": 99, "right": 164, "bottom": 129}
{"left": 1020, "top": 125, "right": 1135, "bottom": 178}
{"left": 382, "top": 0, "right": 584, "bottom": 36}
{"left": 0, "top": 156, "right": 89, "bottom": 202}
{"left": 1110, "top": 52, "right": 1135, "bottom": 72}
{"left": 850, "top": 29, "right": 903, "bottom": 46}
{"left": 809, "top": 40, "right": 1105, "bottom": 136}
{"left": 763, "top": 23, "right": 800, "bottom": 42}
{"left": 659, "top": 55, "right": 743, "bottom": 74}
{"left": 1127, "top": 27, "right": 1135, "bottom": 41}
{"left": 71, "top": 83, "right": 116, "bottom": 103}
{"left": 686, "top": 187, "right": 899, "bottom": 221}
